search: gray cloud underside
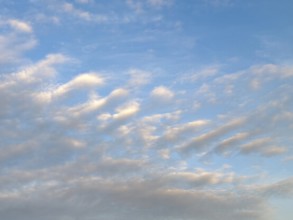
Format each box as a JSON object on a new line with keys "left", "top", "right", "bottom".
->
{"left": 0, "top": 179, "right": 269, "bottom": 220}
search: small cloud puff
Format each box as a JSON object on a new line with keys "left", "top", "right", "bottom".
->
{"left": 151, "top": 86, "right": 174, "bottom": 101}
{"left": 8, "top": 19, "right": 33, "bottom": 33}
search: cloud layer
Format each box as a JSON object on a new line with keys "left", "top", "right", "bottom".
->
{"left": 0, "top": 1, "right": 293, "bottom": 220}
{"left": 1, "top": 51, "right": 292, "bottom": 220}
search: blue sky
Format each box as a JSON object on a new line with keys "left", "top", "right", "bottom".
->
{"left": 0, "top": 0, "right": 293, "bottom": 220}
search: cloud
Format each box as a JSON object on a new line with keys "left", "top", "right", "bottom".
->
{"left": 113, "top": 101, "right": 140, "bottom": 120}
{"left": 126, "top": 0, "right": 144, "bottom": 13}
{"left": 0, "top": 53, "right": 68, "bottom": 119}
{"left": 239, "top": 138, "right": 287, "bottom": 157}
{"left": 0, "top": 45, "right": 292, "bottom": 220}
{"left": 247, "top": 64, "right": 293, "bottom": 89}
{"left": 46, "top": 0, "right": 170, "bottom": 25}
{"left": 240, "top": 137, "right": 273, "bottom": 154}
{"left": 1, "top": 2, "right": 293, "bottom": 219}
{"left": 164, "top": 119, "right": 210, "bottom": 141}
{"left": 142, "top": 110, "right": 182, "bottom": 123}
{"left": 181, "top": 66, "right": 219, "bottom": 82}
{"left": 0, "top": 141, "right": 38, "bottom": 165}
{"left": 62, "top": 88, "right": 128, "bottom": 117}
{"left": 178, "top": 117, "right": 247, "bottom": 154}
{"left": 155, "top": 169, "right": 239, "bottom": 188}
{"left": 8, "top": 19, "right": 33, "bottom": 33}
{"left": 126, "top": 0, "right": 172, "bottom": 13}
{"left": 196, "top": 83, "right": 217, "bottom": 103}
{"left": 127, "top": 69, "right": 152, "bottom": 87}
{"left": 260, "top": 146, "right": 287, "bottom": 157}
{"left": 250, "top": 64, "right": 293, "bottom": 78}
{"left": 96, "top": 157, "right": 146, "bottom": 176}
{"left": 15, "top": 54, "right": 68, "bottom": 83}
{"left": 62, "top": 2, "right": 109, "bottom": 23}
{"left": 241, "top": 177, "right": 293, "bottom": 199}
{"left": 53, "top": 72, "right": 104, "bottom": 97}
{"left": 0, "top": 173, "right": 270, "bottom": 220}
{"left": 0, "top": 19, "right": 36, "bottom": 64}
{"left": 151, "top": 86, "right": 174, "bottom": 101}
{"left": 215, "top": 132, "right": 250, "bottom": 154}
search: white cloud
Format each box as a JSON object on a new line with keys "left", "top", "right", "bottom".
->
{"left": 97, "top": 113, "right": 112, "bottom": 121}
{"left": 164, "top": 119, "right": 210, "bottom": 140}
{"left": 0, "top": 38, "right": 292, "bottom": 220}
{"left": 159, "top": 169, "right": 239, "bottom": 188}
{"left": 215, "top": 132, "right": 250, "bottom": 154}
{"left": 96, "top": 157, "right": 146, "bottom": 176}
{"left": 34, "top": 72, "right": 105, "bottom": 105}
{"left": 248, "top": 64, "right": 293, "bottom": 89}
{"left": 0, "top": 20, "right": 36, "bottom": 64}
{"left": 182, "top": 66, "right": 219, "bottom": 82}
{"left": 261, "top": 146, "right": 287, "bottom": 157}
{"left": 8, "top": 19, "right": 33, "bottom": 33}
{"left": 0, "top": 54, "right": 69, "bottom": 122}
{"left": 113, "top": 101, "right": 140, "bottom": 120}
{"left": 179, "top": 117, "right": 247, "bottom": 153}
{"left": 53, "top": 88, "right": 129, "bottom": 121}
{"left": 142, "top": 110, "right": 182, "bottom": 123}
{"left": 15, "top": 54, "right": 68, "bottom": 83}
{"left": 1, "top": 2, "right": 293, "bottom": 219}
{"left": 151, "top": 86, "right": 174, "bottom": 101}
{"left": 196, "top": 83, "right": 216, "bottom": 103}
{"left": 240, "top": 137, "right": 272, "bottom": 154}
{"left": 54, "top": 72, "right": 104, "bottom": 97}
{"left": 237, "top": 137, "right": 287, "bottom": 157}
{"left": 0, "top": 53, "right": 291, "bottom": 220}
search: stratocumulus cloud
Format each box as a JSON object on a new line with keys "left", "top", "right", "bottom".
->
{"left": 0, "top": 1, "right": 292, "bottom": 220}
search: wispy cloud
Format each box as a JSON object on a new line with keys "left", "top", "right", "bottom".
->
{"left": 62, "top": 2, "right": 109, "bottom": 23}
{"left": 7, "top": 19, "right": 33, "bottom": 33}
{"left": 0, "top": 19, "right": 36, "bottom": 65}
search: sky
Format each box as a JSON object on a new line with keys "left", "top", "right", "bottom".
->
{"left": 0, "top": 0, "right": 293, "bottom": 219}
